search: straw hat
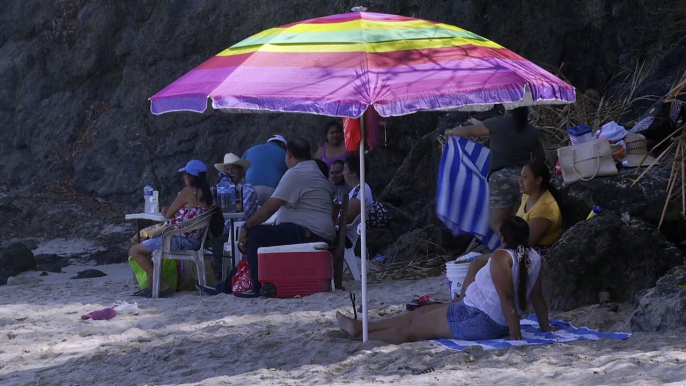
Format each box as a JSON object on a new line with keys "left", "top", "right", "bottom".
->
{"left": 623, "top": 133, "right": 658, "bottom": 168}
{"left": 214, "top": 153, "right": 252, "bottom": 172}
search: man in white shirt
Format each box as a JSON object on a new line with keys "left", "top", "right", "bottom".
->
{"left": 232, "top": 137, "right": 335, "bottom": 297}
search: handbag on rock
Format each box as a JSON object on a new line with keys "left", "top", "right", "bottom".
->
{"left": 557, "top": 138, "right": 618, "bottom": 184}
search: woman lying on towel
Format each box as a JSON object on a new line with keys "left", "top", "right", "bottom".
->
{"left": 337, "top": 216, "right": 555, "bottom": 343}
{"left": 459, "top": 159, "right": 563, "bottom": 299}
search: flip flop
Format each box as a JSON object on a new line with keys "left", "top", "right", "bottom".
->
{"left": 195, "top": 284, "right": 219, "bottom": 296}
{"left": 132, "top": 288, "right": 152, "bottom": 297}
{"left": 406, "top": 295, "right": 442, "bottom": 311}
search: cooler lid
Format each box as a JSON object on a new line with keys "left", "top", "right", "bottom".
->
{"left": 258, "top": 242, "right": 330, "bottom": 254}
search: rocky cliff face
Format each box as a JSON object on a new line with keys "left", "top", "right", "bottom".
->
{"left": 0, "top": 0, "right": 683, "bottom": 242}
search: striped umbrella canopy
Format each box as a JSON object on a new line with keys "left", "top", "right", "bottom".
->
{"left": 150, "top": 11, "right": 575, "bottom": 117}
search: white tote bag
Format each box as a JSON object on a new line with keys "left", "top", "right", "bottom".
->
{"left": 557, "top": 138, "right": 618, "bottom": 184}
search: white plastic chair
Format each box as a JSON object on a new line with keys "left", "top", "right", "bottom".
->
{"left": 343, "top": 213, "right": 363, "bottom": 281}
{"left": 151, "top": 209, "right": 214, "bottom": 298}
{"left": 222, "top": 220, "right": 245, "bottom": 280}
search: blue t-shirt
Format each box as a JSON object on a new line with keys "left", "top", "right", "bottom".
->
{"left": 242, "top": 142, "right": 288, "bottom": 188}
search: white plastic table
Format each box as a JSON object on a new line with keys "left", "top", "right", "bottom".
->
{"left": 125, "top": 213, "right": 167, "bottom": 243}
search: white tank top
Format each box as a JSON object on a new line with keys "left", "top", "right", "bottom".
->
{"left": 463, "top": 248, "right": 541, "bottom": 326}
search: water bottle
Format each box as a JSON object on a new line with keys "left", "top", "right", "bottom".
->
{"left": 586, "top": 205, "right": 601, "bottom": 220}
{"left": 143, "top": 183, "right": 154, "bottom": 214}
{"left": 216, "top": 174, "right": 236, "bottom": 213}
{"left": 152, "top": 191, "right": 160, "bottom": 214}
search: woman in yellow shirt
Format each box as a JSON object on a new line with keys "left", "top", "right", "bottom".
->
{"left": 516, "top": 159, "right": 563, "bottom": 250}
{"left": 460, "top": 160, "right": 562, "bottom": 299}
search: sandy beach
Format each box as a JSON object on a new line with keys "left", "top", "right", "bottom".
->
{"left": 0, "top": 261, "right": 684, "bottom": 386}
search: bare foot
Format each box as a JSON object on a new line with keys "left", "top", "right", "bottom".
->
{"left": 336, "top": 311, "right": 361, "bottom": 337}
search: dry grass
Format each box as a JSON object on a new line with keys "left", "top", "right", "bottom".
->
{"left": 534, "top": 63, "right": 655, "bottom": 162}
{"left": 630, "top": 71, "right": 686, "bottom": 228}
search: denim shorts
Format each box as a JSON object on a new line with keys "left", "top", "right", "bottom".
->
{"left": 488, "top": 167, "right": 522, "bottom": 209}
{"left": 446, "top": 303, "right": 509, "bottom": 340}
{"left": 142, "top": 236, "right": 201, "bottom": 252}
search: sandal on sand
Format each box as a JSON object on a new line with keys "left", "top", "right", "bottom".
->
{"left": 132, "top": 288, "right": 152, "bottom": 297}
{"left": 195, "top": 284, "right": 219, "bottom": 296}
{"left": 406, "top": 295, "right": 442, "bottom": 311}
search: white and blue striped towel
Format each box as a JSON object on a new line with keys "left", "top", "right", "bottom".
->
{"left": 435, "top": 315, "right": 631, "bottom": 351}
{"left": 436, "top": 137, "right": 501, "bottom": 251}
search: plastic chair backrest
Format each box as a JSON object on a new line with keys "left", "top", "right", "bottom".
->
{"left": 346, "top": 212, "right": 364, "bottom": 249}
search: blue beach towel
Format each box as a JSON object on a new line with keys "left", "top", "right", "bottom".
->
{"left": 435, "top": 315, "right": 631, "bottom": 351}
{"left": 436, "top": 137, "right": 501, "bottom": 251}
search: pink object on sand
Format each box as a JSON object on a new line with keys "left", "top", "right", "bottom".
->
{"left": 81, "top": 308, "right": 117, "bottom": 321}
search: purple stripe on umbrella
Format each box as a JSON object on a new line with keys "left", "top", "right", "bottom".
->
{"left": 374, "top": 84, "right": 576, "bottom": 116}
{"left": 211, "top": 95, "right": 369, "bottom": 118}
{"left": 151, "top": 57, "right": 573, "bottom": 116}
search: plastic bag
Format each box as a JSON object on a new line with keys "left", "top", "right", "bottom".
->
{"left": 128, "top": 255, "right": 179, "bottom": 291}
{"left": 232, "top": 260, "right": 253, "bottom": 294}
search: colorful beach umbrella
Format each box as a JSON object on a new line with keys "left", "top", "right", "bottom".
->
{"left": 150, "top": 11, "right": 575, "bottom": 117}
{"left": 149, "top": 10, "right": 576, "bottom": 343}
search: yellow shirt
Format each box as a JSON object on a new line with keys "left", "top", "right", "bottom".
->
{"left": 516, "top": 190, "right": 563, "bottom": 246}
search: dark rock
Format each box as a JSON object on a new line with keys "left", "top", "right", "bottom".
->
{"left": 558, "top": 162, "right": 686, "bottom": 243}
{"left": 383, "top": 224, "right": 471, "bottom": 264}
{"left": 366, "top": 228, "right": 396, "bottom": 258}
{"left": 91, "top": 248, "right": 127, "bottom": 265}
{"left": 0, "top": 0, "right": 684, "bottom": 268}
{"left": 39, "top": 271, "right": 48, "bottom": 276}
{"left": 71, "top": 269, "right": 107, "bottom": 279}
{"left": 379, "top": 128, "right": 443, "bottom": 215}
{"left": 34, "top": 253, "right": 70, "bottom": 273}
{"left": 630, "top": 265, "right": 686, "bottom": 332}
{"left": 0, "top": 242, "right": 36, "bottom": 285}
{"left": 543, "top": 214, "right": 684, "bottom": 311}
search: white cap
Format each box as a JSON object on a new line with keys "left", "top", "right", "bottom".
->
{"left": 268, "top": 134, "right": 287, "bottom": 146}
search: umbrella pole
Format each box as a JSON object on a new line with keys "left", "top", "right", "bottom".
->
{"left": 359, "top": 114, "right": 369, "bottom": 343}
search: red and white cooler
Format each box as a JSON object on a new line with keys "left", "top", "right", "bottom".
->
{"left": 257, "top": 242, "right": 332, "bottom": 298}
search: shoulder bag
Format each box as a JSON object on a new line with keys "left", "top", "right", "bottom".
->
{"left": 557, "top": 138, "right": 618, "bottom": 184}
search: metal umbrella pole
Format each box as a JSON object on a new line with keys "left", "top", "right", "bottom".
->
{"left": 358, "top": 113, "right": 369, "bottom": 342}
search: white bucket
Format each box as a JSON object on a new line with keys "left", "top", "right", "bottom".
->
{"left": 446, "top": 262, "right": 470, "bottom": 301}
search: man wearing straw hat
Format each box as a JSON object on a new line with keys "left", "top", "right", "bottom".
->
{"left": 210, "top": 153, "right": 259, "bottom": 280}
{"left": 214, "top": 153, "right": 259, "bottom": 221}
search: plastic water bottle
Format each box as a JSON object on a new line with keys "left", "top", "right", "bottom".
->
{"left": 143, "top": 183, "right": 154, "bottom": 214}
{"left": 216, "top": 174, "right": 236, "bottom": 213}
{"left": 586, "top": 205, "right": 601, "bottom": 220}
{"left": 151, "top": 191, "right": 159, "bottom": 214}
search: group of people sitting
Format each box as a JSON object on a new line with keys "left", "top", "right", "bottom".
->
{"left": 130, "top": 121, "right": 372, "bottom": 298}
{"left": 130, "top": 108, "right": 564, "bottom": 345}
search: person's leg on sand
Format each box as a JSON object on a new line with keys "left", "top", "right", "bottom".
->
{"left": 365, "top": 306, "right": 454, "bottom": 344}
{"left": 337, "top": 303, "right": 451, "bottom": 338}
